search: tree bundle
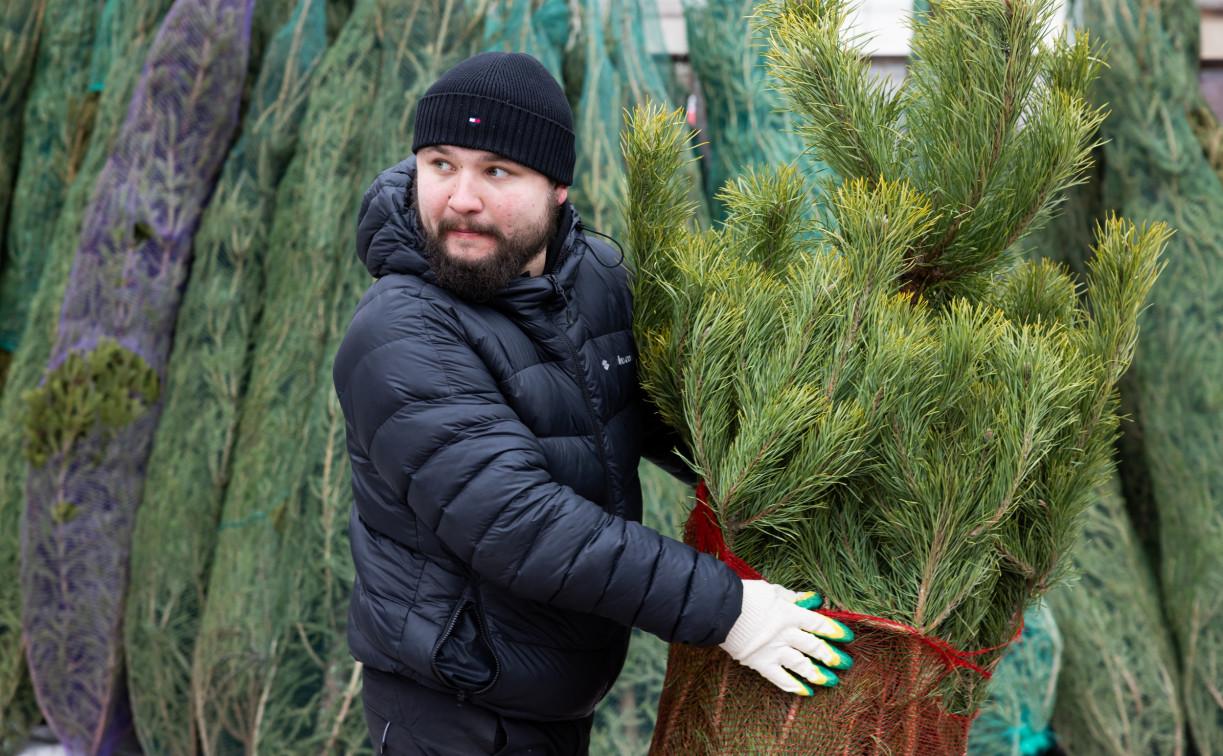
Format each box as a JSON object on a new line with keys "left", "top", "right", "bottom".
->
{"left": 0, "top": 0, "right": 175, "bottom": 738}
{"left": 0, "top": 0, "right": 46, "bottom": 367}
{"left": 967, "top": 604, "right": 1062, "bottom": 756}
{"left": 1075, "top": 0, "right": 1223, "bottom": 749}
{"left": 0, "top": 0, "right": 96, "bottom": 372}
{"left": 0, "top": 0, "right": 100, "bottom": 739}
{"left": 625, "top": 0, "right": 1167, "bottom": 749}
{"left": 482, "top": 0, "right": 567, "bottom": 78}
{"left": 1046, "top": 481, "right": 1187, "bottom": 756}
{"left": 18, "top": 1, "right": 253, "bottom": 752}
{"left": 681, "top": 0, "right": 810, "bottom": 222}
{"left": 123, "top": 1, "right": 328, "bottom": 752}
{"left": 186, "top": 2, "right": 381, "bottom": 751}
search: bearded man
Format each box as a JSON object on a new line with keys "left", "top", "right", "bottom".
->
{"left": 333, "top": 52, "right": 853, "bottom": 755}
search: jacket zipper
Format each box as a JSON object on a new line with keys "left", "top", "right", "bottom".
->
{"left": 429, "top": 592, "right": 466, "bottom": 699}
{"left": 429, "top": 585, "right": 501, "bottom": 703}
{"left": 470, "top": 587, "right": 501, "bottom": 695}
{"left": 547, "top": 274, "right": 616, "bottom": 503}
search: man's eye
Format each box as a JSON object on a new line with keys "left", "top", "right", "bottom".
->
{"left": 434, "top": 159, "right": 452, "bottom": 171}
{"left": 488, "top": 167, "right": 509, "bottom": 178}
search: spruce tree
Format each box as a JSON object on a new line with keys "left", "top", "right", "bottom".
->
{"left": 623, "top": 0, "right": 1167, "bottom": 750}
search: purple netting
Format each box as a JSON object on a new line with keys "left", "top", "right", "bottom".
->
{"left": 19, "top": 1, "right": 254, "bottom": 753}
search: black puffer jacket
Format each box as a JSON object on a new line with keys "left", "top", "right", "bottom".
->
{"left": 333, "top": 157, "right": 742, "bottom": 721}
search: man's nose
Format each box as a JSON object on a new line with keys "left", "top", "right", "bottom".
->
{"left": 447, "top": 171, "right": 482, "bottom": 214}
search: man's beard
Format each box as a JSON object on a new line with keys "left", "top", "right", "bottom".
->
{"left": 416, "top": 194, "right": 561, "bottom": 302}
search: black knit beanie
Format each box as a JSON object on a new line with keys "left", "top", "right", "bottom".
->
{"left": 413, "top": 52, "right": 575, "bottom": 186}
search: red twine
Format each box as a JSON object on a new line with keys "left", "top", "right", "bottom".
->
{"left": 690, "top": 481, "right": 764, "bottom": 581}
{"left": 690, "top": 481, "right": 1021, "bottom": 679}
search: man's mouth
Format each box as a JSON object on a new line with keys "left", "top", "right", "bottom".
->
{"left": 436, "top": 219, "right": 502, "bottom": 243}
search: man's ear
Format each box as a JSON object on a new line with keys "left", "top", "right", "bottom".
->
{"left": 555, "top": 185, "right": 568, "bottom": 205}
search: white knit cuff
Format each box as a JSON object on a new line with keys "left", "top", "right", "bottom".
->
{"left": 719, "top": 580, "right": 773, "bottom": 659}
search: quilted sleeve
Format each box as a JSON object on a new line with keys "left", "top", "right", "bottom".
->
{"left": 333, "top": 290, "right": 742, "bottom": 646}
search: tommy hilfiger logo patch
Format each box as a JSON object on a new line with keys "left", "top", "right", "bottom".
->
{"left": 468, "top": 117, "right": 481, "bottom": 124}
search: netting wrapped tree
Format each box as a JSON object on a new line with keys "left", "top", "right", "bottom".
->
{"left": 0, "top": 0, "right": 99, "bottom": 382}
{"left": 1073, "top": 0, "right": 1223, "bottom": 749}
{"left": 0, "top": 0, "right": 174, "bottom": 735}
{"left": 0, "top": 0, "right": 46, "bottom": 379}
{"left": 0, "top": 0, "right": 102, "bottom": 736}
{"left": 187, "top": 1, "right": 381, "bottom": 751}
{"left": 622, "top": 0, "right": 1168, "bottom": 751}
{"left": 966, "top": 604, "right": 1062, "bottom": 756}
{"left": 682, "top": 0, "right": 813, "bottom": 221}
{"left": 189, "top": 0, "right": 487, "bottom": 751}
{"left": 17, "top": 0, "right": 254, "bottom": 752}
{"left": 122, "top": 1, "right": 327, "bottom": 752}
{"left": 1009, "top": 110, "right": 1189, "bottom": 756}
{"left": 483, "top": 0, "right": 567, "bottom": 77}
{"left": 1046, "top": 481, "right": 1187, "bottom": 756}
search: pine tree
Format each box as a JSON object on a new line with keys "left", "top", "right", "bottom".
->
{"left": 0, "top": 0, "right": 176, "bottom": 738}
{"left": 622, "top": 0, "right": 1168, "bottom": 750}
{"left": 17, "top": 1, "right": 253, "bottom": 751}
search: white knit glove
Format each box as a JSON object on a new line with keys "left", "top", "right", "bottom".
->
{"left": 718, "top": 580, "right": 854, "bottom": 696}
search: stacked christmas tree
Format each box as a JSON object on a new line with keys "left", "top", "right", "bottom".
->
{"left": 623, "top": 0, "right": 1168, "bottom": 752}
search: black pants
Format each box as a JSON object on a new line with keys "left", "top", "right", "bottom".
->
{"left": 361, "top": 666, "right": 593, "bottom": 755}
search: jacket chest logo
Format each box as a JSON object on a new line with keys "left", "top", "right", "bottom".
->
{"left": 601, "top": 354, "right": 633, "bottom": 371}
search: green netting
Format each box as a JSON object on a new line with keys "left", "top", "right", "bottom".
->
{"left": 569, "top": 0, "right": 628, "bottom": 236}
{"left": 187, "top": 3, "right": 382, "bottom": 751}
{"left": 0, "top": 0, "right": 99, "bottom": 363}
{"left": 189, "top": 1, "right": 490, "bottom": 750}
{"left": 269, "top": 1, "right": 490, "bottom": 750}
{"left": 325, "top": 0, "right": 354, "bottom": 42}
{"left": 123, "top": 1, "right": 327, "bottom": 753}
{"left": 0, "top": 0, "right": 45, "bottom": 369}
{"left": 568, "top": 0, "right": 697, "bottom": 239}
{"left": 0, "top": 0, "right": 173, "bottom": 730}
{"left": 18, "top": 0, "right": 254, "bottom": 748}
{"left": 967, "top": 604, "right": 1062, "bottom": 756}
{"left": 616, "top": 0, "right": 678, "bottom": 128}
{"left": 249, "top": 0, "right": 299, "bottom": 70}
{"left": 0, "top": 669, "right": 37, "bottom": 756}
{"left": 682, "top": 0, "right": 814, "bottom": 221}
{"left": 1043, "top": 480, "right": 1187, "bottom": 755}
{"left": 1073, "top": 0, "right": 1223, "bottom": 750}
{"left": 483, "top": 0, "right": 568, "bottom": 78}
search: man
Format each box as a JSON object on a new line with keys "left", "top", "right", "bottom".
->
{"left": 333, "top": 51, "right": 853, "bottom": 755}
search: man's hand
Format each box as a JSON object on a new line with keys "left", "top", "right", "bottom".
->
{"left": 718, "top": 580, "right": 853, "bottom": 695}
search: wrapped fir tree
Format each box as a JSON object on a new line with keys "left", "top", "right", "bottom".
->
{"left": 622, "top": 0, "right": 1168, "bottom": 752}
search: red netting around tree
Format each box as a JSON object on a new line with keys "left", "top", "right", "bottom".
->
{"left": 649, "top": 484, "right": 997, "bottom": 756}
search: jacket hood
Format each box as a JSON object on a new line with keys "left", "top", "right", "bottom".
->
{"left": 355, "top": 155, "right": 585, "bottom": 291}
{"left": 356, "top": 156, "right": 426, "bottom": 279}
